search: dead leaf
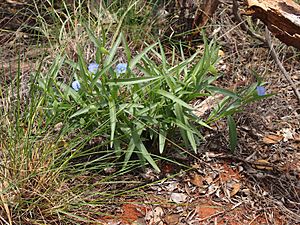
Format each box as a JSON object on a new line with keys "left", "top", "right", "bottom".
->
{"left": 230, "top": 183, "right": 241, "bottom": 197}
{"left": 195, "top": 0, "right": 220, "bottom": 27}
{"left": 190, "top": 173, "right": 203, "bottom": 187}
{"left": 218, "top": 49, "right": 225, "bottom": 57}
{"left": 193, "top": 94, "right": 224, "bottom": 117}
{"left": 204, "top": 176, "right": 213, "bottom": 185}
{"left": 294, "top": 133, "right": 300, "bottom": 142}
{"left": 164, "top": 214, "right": 180, "bottom": 224}
{"left": 170, "top": 193, "right": 188, "bottom": 204}
{"left": 152, "top": 207, "right": 164, "bottom": 223}
{"left": 281, "top": 128, "right": 294, "bottom": 142}
{"left": 262, "top": 134, "right": 283, "bottom": 144}
{"left": 145, "top": 206, "right": 164, "bottom": 225}
{"left": 253, "top": 159, "right": 273, "bottom": 170}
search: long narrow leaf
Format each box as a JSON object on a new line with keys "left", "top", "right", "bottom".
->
{"left": 57, "top": 81, "right": 83, "bottom": 104}
{"left": 108, "top": 97, "right": 116, "bottom": 148}
{"left": 129, "top": 43, "right": 157, "bottom": 70}
{"left": 104, "top": 33, "right": 122, "bottom": 66}
{"left": 156, "top": 90, "right": 193, "bottom": 110}
{"left": 123, "top": 139, "right": 135, "bottom": 169}
{"left": 227, "top": 115, "right": 237, "bottom": 152}
{"left": 206, "top": 85, "right": 240, "bottom": 99}
{"left": 159, "top": 129, "right": 167, "bottom": 154}
{"left": 131, "top": 127, "right": 160, "bottom": 172}
{"left": 108, "top": 76, "right": 160, "bottom": 85}
{"left": 70, "top": 106, "right": 90, "bottom": 119}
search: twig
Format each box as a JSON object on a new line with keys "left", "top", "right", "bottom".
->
{"left": 232, "top": 0, "right": 300, "bottom": 103}
{"left": 198, "top": 210, "right": 225, "bottom": 222}
{"left": 265, "top": 28, "right": 300, "bottom": 104}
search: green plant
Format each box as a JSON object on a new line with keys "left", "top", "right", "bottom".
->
{"left": 38, "top": 25, "right": 267, "bottom": 172}
{"left": 0, "top": 1, "right": 272, "bottom": 223}
{"left": 0, "top": 57, "right": 153, "bottom": 224}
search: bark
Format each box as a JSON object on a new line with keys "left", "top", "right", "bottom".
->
{"left": 243, "top": 0, "right": 300, "bottom": 50}
{"left": 194, "top": 0, "right": 220, "bottom": 27}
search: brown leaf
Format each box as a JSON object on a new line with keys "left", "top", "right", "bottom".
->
{"left": 190, "top": 173, "right": 203, "bottom": 187}
{"left": 170, "top": 193, "right": 188, "bottom": 204}
{"left": 204, "top": 176, "right": 213, "bottom": 185}
{"left": 262, "top": 134, "right": 283, "bottom": 144}
{"left": 230, "top": 183, "right": 241, "bottom": 197}
{"left": 281, "top": 128, "right": 295, "bottom": 142}
{"left": 193, "top": 94, "right": 224, "bottom": 118}
{"left": 253, "top": 159, "right": 273, "bottom": 170}
{"left": 190, "top": 0, "right": 220, "bottom": 29}
{"left": 294, "top": 133, "right": 300, "bottom": 142}
{"left": 164, "top": 214, "right": 180, "bottom": 225}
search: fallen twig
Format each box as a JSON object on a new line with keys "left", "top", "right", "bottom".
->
{"left": 232, "top": 0, "right": 300, "bottom": 104}
{"left": 265, "top": 28, "right": 300, "bottom": 104}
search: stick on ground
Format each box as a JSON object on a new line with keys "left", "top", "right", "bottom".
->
{"left": 265, "top": 28, "right": 300, "bottom": 104}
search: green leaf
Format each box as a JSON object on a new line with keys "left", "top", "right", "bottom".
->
{"left": 108, "top": 97, "right": 116, "bottom": 148}
{"left": 227, "top": 115, "right": 237, "bottom": 152}
{"left": 110, "top": 2, "right": 136, "bottom": 46}
{"left": 99, "top": 47, "right": 109, "bottom": 55}
{"left": 84, "top": 22, "right": 102, "bottom": 48}
{"left": 121, "top": 33, "right": 132, "bottom": 63}
{"left": 159, "top": 41, "right": 167, "bottom": 70}
{"left": 131, "top": 127, "right": 160, "bottom": 172}
{"left": 206, "top": 85, "right": 240, "bottom": 99}
{"left": 186, "top": 123, "right": 197, "bottom": 153}
{"left": 70, "top": 106, "right": 90, "bottom": 119}
{"left": 190, "top": 115, "right": 212, "bottom": 129}
{"left": 156, "top": 90, "right": 193, "bottom": 110}
{"left": 91, "top": 62, "right": 114, "bottom": 87}
{"left": 123, "top": 139, "right": 135, "bottom": 169}
{"left": 174, "top": 103, "right": 189, "bottom": 148}
{"left": 159, "top": 129, "right": 167, "bottom": 154}
{"left": 129, "top": 43, "right": 157, "bottom": 70}
{"left": 56, "top": 81, "right": 82, "bottom": 104}
{"left": 107, "top": 76, "right": 160, "bottom": 85}
{"left": 208, "top": 65, "right": 218, "bottom": 75}
{"left": 104, "top": 33, "right": 122, "bottom": 66}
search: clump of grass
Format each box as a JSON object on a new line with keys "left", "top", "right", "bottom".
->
{"left": 38, "top": 24, "right": 267, "bottom": 172}
{"left": 0, "top": 64, "right": 152, "bottom": 224}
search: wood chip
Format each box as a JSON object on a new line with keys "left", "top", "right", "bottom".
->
{"left": 262, "top": 134, "right": 283, "bottom": 144}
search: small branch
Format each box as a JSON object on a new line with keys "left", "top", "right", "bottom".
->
{"left": 265, "top": 28, "right": 300, "bottom": 104}
{"left": 232, "top": 0, "right": 300, "bottom": 104}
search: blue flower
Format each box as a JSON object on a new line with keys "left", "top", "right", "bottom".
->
{"left": 72, "top": 80, "right": 81, "bottom": 91}
{"left": 256, "top": 86, "right": 266, "bottom": 96}
{"left": 88, "top": 62, "right": 99, "bottom": 74}
{"left": 115, "top": 63, "right": 127, "bottom": 74}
